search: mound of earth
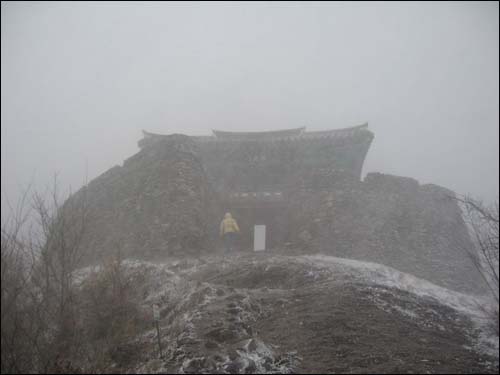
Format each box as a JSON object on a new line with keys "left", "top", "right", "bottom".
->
{"left": 74, "top": 252, "right": 499, "bottom": 374}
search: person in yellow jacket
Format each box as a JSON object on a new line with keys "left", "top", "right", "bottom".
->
{"left": 220, "top": 212, "right": 240, "bottom": 253}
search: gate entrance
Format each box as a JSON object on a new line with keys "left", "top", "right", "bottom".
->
{"left": 223, "top": 191, "right": 287, "bottom": 250}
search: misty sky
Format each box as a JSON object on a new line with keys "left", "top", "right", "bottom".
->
{"left": 1, "top": 1, "right": 499, "bottom": 215}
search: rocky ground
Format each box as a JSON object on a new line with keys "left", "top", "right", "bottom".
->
{"left": 74, "top": 251, "right": 499, "bottom": 374}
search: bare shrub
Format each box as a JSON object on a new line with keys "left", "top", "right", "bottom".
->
{"left": 456, "top": 195, "right": 499, "bottom": 335}
{"left": 77, "top": 252, "right": 149, "bottom": 371}
{"left": 1, "top": 176, "right": 90, "bottom": 373}
{"left": 1, "top": 187, "right": 38, "bottom": 374}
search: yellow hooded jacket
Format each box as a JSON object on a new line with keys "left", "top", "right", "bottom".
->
{"left": 220, "top": 213, "right": 240, "bottom": 236}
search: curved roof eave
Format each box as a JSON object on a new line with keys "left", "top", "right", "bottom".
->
{"left": 142, "top": 122, "right": 369, "bottom": 138}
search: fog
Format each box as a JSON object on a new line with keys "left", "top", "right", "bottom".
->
{"left": 1, "top": 1, "right": 499, "bottom": 213}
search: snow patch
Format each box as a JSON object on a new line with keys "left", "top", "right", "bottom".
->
{"left": 300, "top": 255, "right": 485, "bottom": 317}
{"left": 300, "top": 254, "right": 499, "bottom": 359}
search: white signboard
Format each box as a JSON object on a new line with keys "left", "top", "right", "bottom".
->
{"left": 254, "top": 225, "right": 266, "bottom": 251}
{"left": 153, "top": 304, "right": 160, "bottom": 321}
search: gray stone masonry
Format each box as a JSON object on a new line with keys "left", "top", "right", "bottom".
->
{"left": 62, "top": 132, "right": 485, "bottom": 294}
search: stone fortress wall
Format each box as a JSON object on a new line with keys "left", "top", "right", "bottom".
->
{"left": 287, "top": 172, "right": 479, "bottom": 293}
{"left": 66, "top": 125, "right": 485, "bottom": 294}
{"left": 70, "top": 135, "right": 218, "bottom": 263}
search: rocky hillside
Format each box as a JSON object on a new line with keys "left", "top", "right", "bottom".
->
{"left": 73, "top": 252, "right": 499, "bottom": 374}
